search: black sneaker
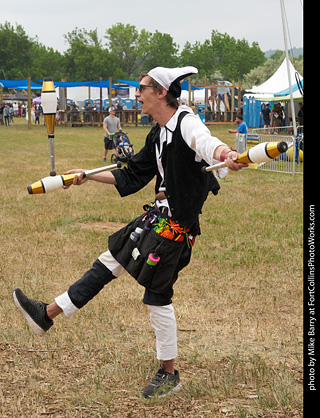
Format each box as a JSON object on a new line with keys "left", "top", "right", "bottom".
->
{"left": 142, "top": 368, "right": 182, "bottom": 399}
{"left": 12, "top": 288, "right": 53, "bottom": 336}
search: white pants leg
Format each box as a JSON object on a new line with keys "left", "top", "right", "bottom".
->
{"left": 148, "top": 304, "right": 178, "bottom": 361}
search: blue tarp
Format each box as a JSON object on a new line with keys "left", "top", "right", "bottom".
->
{"left": 181, "top": 80, "right": 202, "bottom": 91}
{"left": 114, "top": 79, "right": 140, "bottom": 88}
{"left": 1, "top": 78, "right": 200, "bottom": 91}
{"left": 0, "top": 78, "right": 118, "bottom": 89}
{"left": 0, "top": 79, "right": 43, "bottom": 90}
{"left": 114, "top": 79, "right": 201, "bottom": 90}
{"left": 34, "top": 79, "right": 117, "bottom": 88}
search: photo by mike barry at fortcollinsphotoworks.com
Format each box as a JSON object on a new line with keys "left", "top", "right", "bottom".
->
{"left": 305, "top": 204, "right": 317, "bottom": 396}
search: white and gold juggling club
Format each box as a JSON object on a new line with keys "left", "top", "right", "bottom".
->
{"left": 203, "top": 141, "right": 288, "bottom": 172}
{"left": 27, "top": 162, "right": 121, "bottom": 195}
{"left": 41, "top": 77, "right": 58, "bottom": 176}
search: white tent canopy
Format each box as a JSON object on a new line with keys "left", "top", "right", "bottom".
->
{"left": 247, "top": 58, "right": 303, "bottom": 96}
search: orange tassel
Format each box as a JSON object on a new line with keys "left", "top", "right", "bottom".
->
{"left": 168, "top": 220, "right": 184, "bottom": 235}
{"left": 160, "top": 229, "right": 175, "bottom": 239}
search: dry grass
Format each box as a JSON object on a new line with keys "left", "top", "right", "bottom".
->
{"left": 0, "top": 119, "right": 303, "bottom": 417}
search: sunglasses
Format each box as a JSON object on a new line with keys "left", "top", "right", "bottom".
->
{"left": 137, "top": 84, "right": 154, "bottom": 93}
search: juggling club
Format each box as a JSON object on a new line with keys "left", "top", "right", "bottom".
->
{"left": 203, "top": 141, "right": 288, "bottom": 173}
{"left": 27, "top": 162, "right": 121, "bottom": 194}
{"left": 41, "top": 77, "right": 58, "bottom": 176}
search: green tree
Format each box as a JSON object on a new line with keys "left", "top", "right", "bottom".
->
{"left": 31, "top": 41, "right": 66, "bottom": 80}
{"left": 0, "top": 21, "right": 66, "bottom": 81}
{"left": 180, "top": 40, "right": 214, "bottom": 76}
{"left": 105, "top": 23, "right": 142, "bottom": 78}
{"left": 105, "top": 24, "right": 179, "bottom": 77}
{"left": 209, "top": 30, "right": 265, "bottom": 80}
{"left": 0, "top": 22, "right": 35, "bottom": 79}
{"left": 63, "top": 27, "right": 122, "bottom": 80}
{"left": 180, "top": 30, "right": 265, "bottom": 82}
{"left": 142, "top": 31, "right": 179, "bottom": 70}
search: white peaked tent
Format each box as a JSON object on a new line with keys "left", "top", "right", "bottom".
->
{"left": 247, "top": 58, "right": 303, "bottom": 96}
{"left": 243, "top": 58, "right": 303, "bottom": 127}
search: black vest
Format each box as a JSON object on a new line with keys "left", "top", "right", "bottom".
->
{"left": 113, "top": 111, "right": 220, "bottom": 232}
{"left": 151, "top": 111, "right": 220, "bottom": 229}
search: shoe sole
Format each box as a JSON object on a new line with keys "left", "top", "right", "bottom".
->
{"left": 13, "top": 290, "right": 46, "bottom": 337}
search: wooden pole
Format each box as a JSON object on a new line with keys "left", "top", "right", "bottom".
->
{"left": 212, "top": 85, "right": 215, "bottom": 116}
{"left": 27, "top": 77, "right": 31, "bottom": 130}
{"left": 231, "top": 80, "right": 235, "bottom": 122}
{"left": 204, "top": 77, "right": 208, "bottom": 122}
{"left": 238, "top": 78, "right": 241, "bottom": 114}
{"left": 99, "top": 77, "right": 103, "bottom": 122}
{"left": 109, "top": 77, "right": 112, "bottom": 109}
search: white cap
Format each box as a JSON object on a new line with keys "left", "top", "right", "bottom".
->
{"left": 147, "top": 66, "right": 198, "bottom": 98}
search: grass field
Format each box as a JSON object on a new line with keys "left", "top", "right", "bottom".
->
{"left": 0, "top": 119, "right": 303, "bottom": 417}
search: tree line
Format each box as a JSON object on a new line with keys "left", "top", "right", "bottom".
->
{"left": 0, "top": 21, "right": 302, "bottom": 89}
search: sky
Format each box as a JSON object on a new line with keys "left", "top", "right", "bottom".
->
{"left": 1, "top": 0, "right": 303, "bottom": 54}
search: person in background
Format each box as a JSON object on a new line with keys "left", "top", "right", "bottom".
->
{"left": 260, "top": 103, "right": 271, "bottom": 132}
{"left": 298, "top": 102, "right": 304, "bottom": 127}
{"left": 102, "top": 106, "right": 121, "bottom": 162}
{"left": 8, "top": 104, "right": 14, "bottom": 125}
{"left": 3, "top": 104, "right": 10, "bottom": 125}
{"left": 228, "top": 114, "right": 247, "bottom": 134}
{"left": 34, "top": 105, "right": 40, "bottom": 125}
{"left": 271, "top": 102, "right": 283, "bottom": 132}
{"left": 0, "top": 102, "right": 4, "bottom": 125}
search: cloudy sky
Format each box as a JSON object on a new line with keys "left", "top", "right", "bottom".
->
{"left": 1, "top": 0, "right": 303, "bottom": 54}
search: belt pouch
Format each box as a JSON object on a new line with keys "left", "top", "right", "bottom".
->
{"left": 133, "top": 229, "right": 185, "bottom": 293}
{"left": 108, "top": 214, "right": 185, "bottom": 293}
{"left": 108, "top": 214, "right": 145, "bottom": 268}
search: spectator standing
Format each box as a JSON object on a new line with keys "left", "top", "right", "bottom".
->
{"left": 272, "top": 102, "right": 283, "bottom": 132}
{"left": 228, "top": 114, "right": 247, "bottom": 134}
{"left": 0, "top": 102, "right": 4, "bottom": 125}
{"left": 3, "top": 104, "right": 10, "bottom": 125}
{"left": 102, "top": 107, "right": 121, "bottom": 162}
{"left": 34, "top": 105, "right": 40, "bottom": 125}
{"left": 298, "top": 102, "right": 304, "bottom": 126}
{"left": 260, "top": 103, "right": 271, "bottom": 132}
{"left": 9, "top": 104, "right": 14, "bottom": 125}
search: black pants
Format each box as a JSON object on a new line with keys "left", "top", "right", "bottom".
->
{"left": 67, "top": 243, "right": 192, "bottom": 309}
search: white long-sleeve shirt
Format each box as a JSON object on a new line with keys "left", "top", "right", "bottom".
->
{"left": 156, "top": 105, "right": 228, "bottom": 213}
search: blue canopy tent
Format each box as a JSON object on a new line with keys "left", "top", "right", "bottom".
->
{"left": 113, "top": 79, "right": 140, "bottom": 88}
{"left": 0, "top": 79, "right": 43, "bottom": 90}
{"left": 1, "top": 77, "right": 201, "bottom": 92}
{"left": 0, "top": 78, "right": 118, "bottom": 91}
{"left": 180, "top": 80, "right": 201, "bottom": 91}
{"left": 42, "top": 79, "right": 117, "bottom": 89}
{"left": 1, "top": 77, "right": 200, "bottom": 111}
{"left": 113, "top": 78, "right": 200, "bottom": 91}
